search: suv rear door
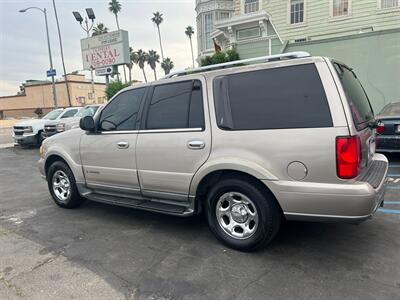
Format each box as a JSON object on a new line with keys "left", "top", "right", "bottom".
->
{"left": 136, "top": 77, "right": 211, "bottom": 202}
{"left": 332, "top": 62, "right": 376, "bottom": 169}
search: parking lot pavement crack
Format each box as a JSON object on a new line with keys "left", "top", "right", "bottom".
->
{"left": 0, "top": 274, "right": 24, "bottom": 297}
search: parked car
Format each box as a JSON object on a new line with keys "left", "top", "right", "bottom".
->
{"left": 13, "top": 107, "right": 80, "bottom": 146}
{"left": 43, "top": 105, "right": 102, "bottom": 139}
{"left": 375, "top": 102, "right": 400, "bottom": 153}
{"left": 39, "top": 52, "right": 388, "bottom": 251}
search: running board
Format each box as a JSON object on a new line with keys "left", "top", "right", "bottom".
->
{"left": 84, "top": 192, "right": 194, "bottom": 216}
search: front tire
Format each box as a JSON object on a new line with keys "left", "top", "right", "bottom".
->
{"left": 47, "top": 161, "right": 84, "bottom": 208}
{"left": 206, "top": 178, "right": 282, "bottom": 251}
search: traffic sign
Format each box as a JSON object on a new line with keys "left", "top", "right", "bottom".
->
{"left": 46, "top": 69, "right": 56, "bottom": 77}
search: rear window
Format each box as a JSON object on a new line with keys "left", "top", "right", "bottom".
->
{"left": 333, "top": 63, "right": 374, "bottom": 130}
{"left": 213, "top": 64, "right": 332, "bottom": 130}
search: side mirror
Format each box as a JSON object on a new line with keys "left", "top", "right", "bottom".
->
{"left": 79, "top": 116, "right": 95, "bottom": 132}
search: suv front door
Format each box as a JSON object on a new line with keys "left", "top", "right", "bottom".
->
{"left": 136, "top": 78, "right": 211, "bottom": 202}
{"left": 80, "top": 87, "right": 146, "bottom": 197}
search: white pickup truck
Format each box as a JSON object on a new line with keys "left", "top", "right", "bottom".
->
{"left": 13, "top": 107, "right": 80, "bottom": 146}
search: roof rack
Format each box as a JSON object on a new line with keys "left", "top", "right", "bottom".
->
{"left": 164, "top": 51, "right": 311, "bottom": 79}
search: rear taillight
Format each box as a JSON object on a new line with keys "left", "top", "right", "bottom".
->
{"left": 377, "top": 123, "right": 385, "bottom": 134}
{"left": 336, "top": 136, "right": 362, "bottom": 179}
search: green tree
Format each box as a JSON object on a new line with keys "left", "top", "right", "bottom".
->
{"left": 108, "top": 0, "right": 121, "bottom": 29}
{"left": 161, "top": 57, "right": 174, "bottom": 75}
{"left": 105, "top": 81, "right": 130, "bottom": 100}
{"left": 133, "top": 49, "right": 148, "bottom": 83}
{"left": 92, "top": 23, "right": 109, "bottom": 36}
{"left": 185, "top": 26, "right": 195, "bottom": 68}
{"left": 34, "top": 107, "right": 43, "bottom": 118}
{"left": 147, "top": 50, "right": 160, "bottom": 80}
{"left": 151, "top": 12, "right": 164, "bottom": 61}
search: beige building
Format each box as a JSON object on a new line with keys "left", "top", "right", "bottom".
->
{"left": 0, "top": 74, "right": 107, "bottom": 119}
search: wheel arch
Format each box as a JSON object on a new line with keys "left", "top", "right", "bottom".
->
{"left": 192, "top": 168, "right": 282, "bottom": 214}
{"left": 45, "top": 154, "right": 69, "bottom": 176}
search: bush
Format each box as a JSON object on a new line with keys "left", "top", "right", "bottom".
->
{"left": 105, "top": 81, "right": 131, "bottom": 100}
{"left": 34, "top": 107, "right": 43, "bottom": 118}
{"left": 226, "top": 49, "right": 240, "bottom": 62}
{"left": 200, "top": 56, "right": 213, "bottom": 67}
{"left": 199, "top": 49, "right": 240, "bottom": 67}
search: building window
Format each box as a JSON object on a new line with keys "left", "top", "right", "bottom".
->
{"left": 220, "top": 12, "right": 230, "bottom": 20}
{"left": 244, "top": 0, "right": 259, "bottom": 14}
{"left": 379, "top": 0, "right": 399, "bottom": 9}
{"left": 332, "top": 0, "right": 349, "bottom": 17}
{"left": 204, "top": 13, "right": 214, "bottom": 50}
{"left": 290, "top": 0, "right": 304, "bottom": 24}
{"left": 237, "top": 27, "right": 261, "bottom": 40}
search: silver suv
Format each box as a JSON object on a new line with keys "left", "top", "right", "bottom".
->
{"left": 39, "top": 53, "right": 387, "bottom": 251}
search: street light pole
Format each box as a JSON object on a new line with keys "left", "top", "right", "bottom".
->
{"left": 73, "top": 9, "right": 97, "bottom": 104}
{"left": 19, "top": 7, "right": 58, "bottom": 109}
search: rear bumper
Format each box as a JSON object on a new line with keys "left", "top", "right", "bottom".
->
{"left": 265, "top": 154, "right": 388, "bottom": 223}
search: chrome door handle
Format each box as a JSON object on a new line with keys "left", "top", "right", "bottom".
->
{"left": 117, "top": 141, "right": 129, "bottom": 149}
{"left": 187, "top": 140, "right": 205, "bottom": 150}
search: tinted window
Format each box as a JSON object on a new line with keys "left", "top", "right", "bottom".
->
{"left": 61, "top": 109, "right": 79, "bottom": 118}
{"left": 213, "top": 64, "right": 332, "bottom": 130}
{"left": 99, "top": 88, "right": 145, "bottom": 131}
{"left": 334, "top": 63, "right": 374, "bottom": 130}
{"left": 146, "top": 80, "right": 204, "bottom": 130}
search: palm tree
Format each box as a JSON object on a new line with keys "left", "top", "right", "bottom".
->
{"left": 147, "top": 50, "right": 160, "bottom": 80}
{"left": 133, "top": 49, "right": 148, "bottom": 83}
{"left": 185, "top": 26, "right": 195, "bottom": 68}
{"left": 108, "top": 0, "right": 121, "bottom": 29}
{"left": 151, "top": 12, "right": 164, "bottom": 61}
{"left": 92, "top": 23, "right": 109, "bottom": 36}
{"left": 128, "top": 46, "right": 136, "bottom": 83}
{"left": 109, "top": 0, "right": 127, "bottom": 82}
{"left": 161, "top": 58, "right": 174, "bottom": 75}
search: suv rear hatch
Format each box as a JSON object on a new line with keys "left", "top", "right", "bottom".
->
{"left": 333, "top": 62, "right": 376, "bottom": 178}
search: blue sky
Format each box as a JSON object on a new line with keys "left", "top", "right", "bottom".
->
{"left": 0, "top": 0, "right": 197, "bottom": 96}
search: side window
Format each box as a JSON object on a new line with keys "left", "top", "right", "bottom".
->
{"left": 99, "top": 88, "right": 145, "bottom": 131}
{"left": 61, "top": 109, "right": 78, "bottom": 118}
{"left": 146, "top": 80, "right": 205, "bottom": 130}
{"left": 213, "top": 64, "right": 332, "bottom": 130}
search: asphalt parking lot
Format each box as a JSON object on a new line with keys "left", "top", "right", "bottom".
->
{"left": 0, "top": 134, "right": 399, "bottom": 299}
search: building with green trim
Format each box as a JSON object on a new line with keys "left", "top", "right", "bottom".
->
{"left": 196, "top": 0, "right": 400, "bottom": 112}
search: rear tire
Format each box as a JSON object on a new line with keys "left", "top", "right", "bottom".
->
{"left": 47, "top": 161, "right": 84, "bottom": 209}
{"left": 205, "top": 178, "right": 282, "bottom": 251}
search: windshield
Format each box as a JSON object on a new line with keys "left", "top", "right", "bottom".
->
{"left": 379, "top": 102, "right": 400, "bottom": 116}
{"left": 42, "top": 109, "right": 63, "bottom": 120}
{"left": 334, "top": 63, "right": 374, "bottom": 130}
{"left": 76, "top": 106, "right": 100, "bottom": 118}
